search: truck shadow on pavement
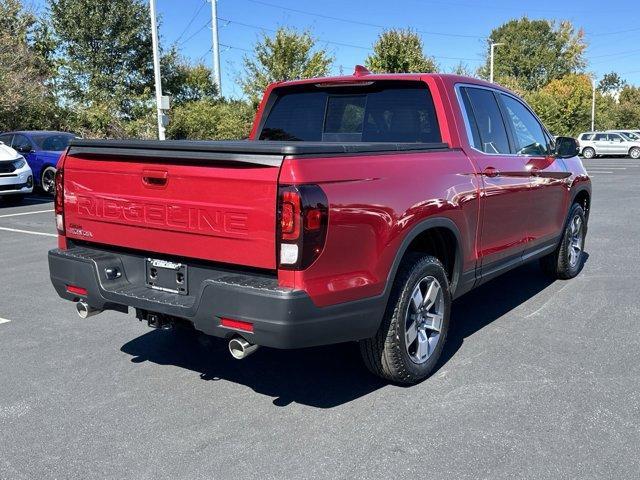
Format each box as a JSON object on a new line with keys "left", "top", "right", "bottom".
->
{"left": 120, "top": 259, "right": 580, "bottom": 408}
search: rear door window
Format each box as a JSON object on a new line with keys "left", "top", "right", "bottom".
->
{"left": 593, "top": 134, "right": 608, "bottom": 142}
{"left": 460, "top": 87, "right": 510, "bottom": 154}
{"left": 259, "top": 81, "right": 441, "bottom": 143}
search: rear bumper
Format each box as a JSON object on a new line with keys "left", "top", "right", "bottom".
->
{"left": 48, "top": 245, "right": 384, "bottom": 349}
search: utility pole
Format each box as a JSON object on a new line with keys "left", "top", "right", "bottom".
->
{"left": 591, "top": 78, "right": 596, "bottom": 131}
{"left": 489, "top": 42, "right": 504, "bottom": 84}
{"left": 210, "top": 0, "right": 221, "bottom": 93}
{"left": 149, "top": 0, "right": 165, "bottom": 140}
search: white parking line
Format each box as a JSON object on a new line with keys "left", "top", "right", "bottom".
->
{"left": 0, "top": 209, "right": 54, "bottom": 218}
{"left": 0, "top": 226, "right": 56, "bottom": 237}
{"left": 0, "top": 318, "right": 10, "bottom": 325}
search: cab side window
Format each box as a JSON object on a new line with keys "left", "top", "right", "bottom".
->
{"left": 608, "top": 134, "right": 623, "bottom": 143}
{"left": 461, "top": 87, "right": 510, "bottom": 154}
{"left": 500, "top": 94, "right": 549, "bottom": 156}
{"left": 12, "top": 134, "right": 32, "bottom": 152}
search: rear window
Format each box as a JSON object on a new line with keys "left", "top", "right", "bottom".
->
{"left": 259, "top": 81, "right": 441, "bottom": 143}
{"left": 32, "top": 133, "right": 77, "bottom": 151}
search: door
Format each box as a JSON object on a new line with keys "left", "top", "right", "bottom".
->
{"left": 11, "top": 134, "right": 38, "bottom": 175}
{"left": 459, "top": 86, "right": 533, "bottom": 277}
{"left": 607, "top": 133, "right": 627, "bottom": 155}
{"left": 591, "top": 133, "right": 609, "bottom": 155}
{"left": 499, "top": 93, "right": 570, "bottom": 250}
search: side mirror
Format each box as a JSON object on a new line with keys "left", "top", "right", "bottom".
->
{"left": 15, "top": 145, "right": 32, "bottom": 154}
{"left": 555, "top": 136, "right": 579, "bottom": 159}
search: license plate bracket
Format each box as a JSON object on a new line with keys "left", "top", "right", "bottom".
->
{"left": 145, "top": 258, "right": 188, "bottom": 295}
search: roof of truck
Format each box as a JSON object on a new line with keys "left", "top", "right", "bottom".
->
{"left": 269, "top": 68, "right": 511, "bottom": 94}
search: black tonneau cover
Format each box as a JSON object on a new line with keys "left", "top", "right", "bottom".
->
{"left": 67, "top": 139, "right": 450, "bottom": 167}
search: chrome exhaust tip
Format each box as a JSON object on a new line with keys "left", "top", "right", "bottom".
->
{"left": 228, "top": 337, "right": 259, "bottom": 360}
{"left": 76, "top": 301, "right": 103, "bottom": 319}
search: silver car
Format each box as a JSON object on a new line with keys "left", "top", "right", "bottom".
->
{"left": 578, "top": 131, "right": 640, "bottom": 159}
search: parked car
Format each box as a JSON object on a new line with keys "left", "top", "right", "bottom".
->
{"left": 577, "top": 131, "right": 640, "bottom": 159}
{"left": 0, "top": 131, "right": 78, "bottom": 195}
{"left": 48, "top": 69, "right": 591, "bottom": 384}
{"left": 0, "top": 141, "right": 33, "bottom": 203}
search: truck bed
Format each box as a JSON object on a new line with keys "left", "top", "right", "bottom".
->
{"left": 68, "top": 139, "right": 451, "bottom": 166}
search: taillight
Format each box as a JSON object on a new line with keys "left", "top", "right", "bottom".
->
{"left": 54, "top": 168, "right": 64, "bottom": 234}
{"left": 277, "top": 185, "right": 328, "bottom": 270}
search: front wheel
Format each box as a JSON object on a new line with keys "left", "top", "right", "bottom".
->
{"left": 540, "top": 203, "right": 587, "bottom": 279}
{"left": 359, "top": 254, "right": 451, "bottom": 384}
{"left": 629, "top": 147, "right": 640, "bottom": 159}
{"left": 582, "top": 147, "right": 595, "bottom": 159}
{"left": 41, "top": 166, "right": 57, "bottom": 195}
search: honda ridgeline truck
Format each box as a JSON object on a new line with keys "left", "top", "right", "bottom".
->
{"left": 48, "top": 68, "right": 591, "bottom": 384}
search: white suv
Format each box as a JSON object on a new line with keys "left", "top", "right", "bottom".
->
{"left": 0, "top": 141, "right": 34, "bottom": 203}
{"left": 578, "top": 132, "right": 640, "bottom": 159}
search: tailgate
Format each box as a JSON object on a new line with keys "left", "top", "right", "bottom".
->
{"left": 62, "top": 145, "right": 282, "bottom": 270}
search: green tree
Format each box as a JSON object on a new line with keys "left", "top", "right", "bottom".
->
{"left": 49, "top": 0, "right": 154, "bottom": 115}
{"left": 525, "top": 74, "right": 593, "bottom": 136}
{"left": 613, "top": 86, "right": 640, "bottom": 129}
{"left": 0, "top": 0, "right": 60, "bottom": 131}
{"left": 241, "top": 28, "right": 333, "bottom": 106}
{"left": 366, "top": 29, "right": 437, "bottom": 74}
{"left": 479, "top": 18, "right": 586, "bottom": 91}
{"left": 166, "top": 99, "right": 254, "bottom": 140}
{"left": 162, "top": 51, "right": 218, "bottom": 105}
{"left": 450, "top": 62, "right": 473, "bottom": 76}
{"left": 598, "top": 72, "right": 626, "bottom": 94}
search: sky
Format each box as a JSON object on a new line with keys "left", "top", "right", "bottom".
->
{"left": 33, "top": 0, "right": 640, "bottom": 98}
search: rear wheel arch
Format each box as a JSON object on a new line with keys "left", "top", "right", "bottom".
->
{"left": 385, "top": 218, "right": 464, "bottom": 299}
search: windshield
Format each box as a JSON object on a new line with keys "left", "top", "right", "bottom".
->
{"left": 31, "top": 133, "right": 77, "bottom": 151}
{"left": 259, "top": 81, "right": 441, "bottom": 143}
{"left": 619, "top": 132, "right": 640, "bottom": 141}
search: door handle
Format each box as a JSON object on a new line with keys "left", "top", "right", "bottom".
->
{"left": 483, "top": 166, "right": 500, "bottom": 178}
{"left": 142, "top": 170, "right": 168, "bottom": 187}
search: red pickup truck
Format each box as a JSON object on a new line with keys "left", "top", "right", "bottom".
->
{"left": 48, "top": 69, "right": 591, "bottom": 384}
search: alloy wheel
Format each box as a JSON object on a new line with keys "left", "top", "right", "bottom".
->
{"left": 42, "top": 167, "right": 56, "bottom": 195}
{"left": 568, "top": 215, "right": 584, "bottom": 268}
{"left": 405, "top": 276, "right": 444, "bottom": 364}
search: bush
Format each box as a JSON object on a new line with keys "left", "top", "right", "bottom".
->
{"left": 166, "top": 99, "right": 255, "bottom": 140}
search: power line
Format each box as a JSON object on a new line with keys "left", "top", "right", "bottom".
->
{"left": 217, "top": 16, "right": 481, "bottom": 62}
{"left": 175, "top": 0, "right": 208, "bottom": 44}
{"left": 586, "top": 26, "right": 640, "bottom": 37}
{"left": 243, "top": 0, "right": 485, "bottom": 39}
{"left": 179, "top": 19, "right": 211, "bottom": 46}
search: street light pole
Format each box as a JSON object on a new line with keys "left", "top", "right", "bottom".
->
{"left": 489, "top": 42, "right": 504, "bottom": 84}
{"left": 591, "top": 78, "right": 596, "bottom": 131}
{"left": 210, "top": 0, "right": 221, "bottom": 93}
{"left": 149, "top": 0, "right": 165, "bottom": 140}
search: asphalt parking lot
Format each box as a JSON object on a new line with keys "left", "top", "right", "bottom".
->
{"left": 1, "top": 157, "right": 639, "bottom": 479}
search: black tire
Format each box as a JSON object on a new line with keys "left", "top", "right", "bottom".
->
{"left": 359, "top": 254, "right": 451, "bottom": 384}
{"left": 540, "top": 203, "right": 587, "bottom": 279}
{"left": 629, "top": 147, "right": 640, "bottom": 159}
{"left": 41, "top": 166, "right": 57, "bottom": 195}
{"left": 582, "top": 147, "right": 595, "bottom": 159}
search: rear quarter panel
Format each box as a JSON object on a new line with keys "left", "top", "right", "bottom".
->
{"left": 279, "top": 150, "right": 481, "bottom": 307}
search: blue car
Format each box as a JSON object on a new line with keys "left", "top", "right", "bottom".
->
{"left": 0, "top": 131, "right": 78, "bottom": 195}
